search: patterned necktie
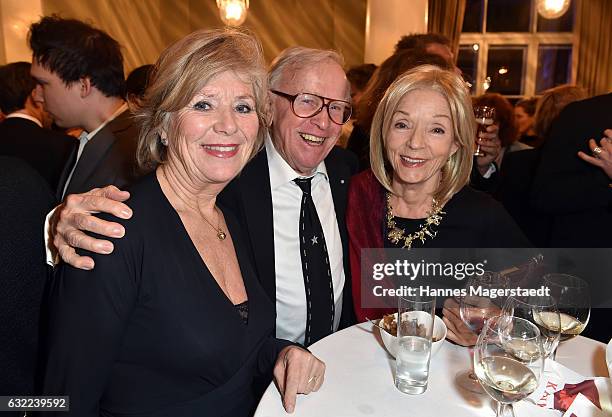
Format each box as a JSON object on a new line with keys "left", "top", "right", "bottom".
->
{"left": 293, "top": 177, "right": 335, "bottom": 346}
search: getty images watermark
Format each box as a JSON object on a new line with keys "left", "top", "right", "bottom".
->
{"left": 370, "top": 259, "right": 550, "bottom": 298}
{"left": 358, "top": 248, "right": 607, "bottom": 309}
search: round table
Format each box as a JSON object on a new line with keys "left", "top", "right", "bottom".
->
{"left": 255, "top": 322, "right": 608, "bottom": 417}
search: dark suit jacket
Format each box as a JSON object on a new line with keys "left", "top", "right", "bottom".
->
{"left": 0, "top": 117, "right": 76, "bottom": 192}
{"left": 0, "top": 157, "right": 55, "bottom": 398}
{"left": 496, "top": 149, "right": 550, "bottom": 247}
{"left": 530, "top": 93, "right": 612, "bottom": 247}
{"left": 219, "top": 146, "right": 359, "bottom": 332}
{"left": 58, "top": 110, "right": 140, "bottom": 200}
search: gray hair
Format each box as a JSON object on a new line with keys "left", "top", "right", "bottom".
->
{"left": 268, "top": 46, "right": 348, "bottom": 97}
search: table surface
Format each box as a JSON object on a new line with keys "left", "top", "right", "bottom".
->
{"left": 255, "top": 322, "right": 608, "bottom": 417}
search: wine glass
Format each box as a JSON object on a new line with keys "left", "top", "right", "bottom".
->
{"left": 474, "top": 105, "right": 496, "bottom": 156}
{"left": 456, "top": 271, "right": 509, "bottom": 393}
{"left": 543, "top": 274, "right": 591, "bottom": 342}
{"left": 474, "top": 316, "right": 545, "bottom": 417}
{"left": 501, "top": 295, "right": 561, "bottom": 359}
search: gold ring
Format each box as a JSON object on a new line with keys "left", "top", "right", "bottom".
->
{"left": 307, "top": 375, "right": 318, "bottom": 384}
{"left": 593, "top": 146, "right": 603, "bottom": 156}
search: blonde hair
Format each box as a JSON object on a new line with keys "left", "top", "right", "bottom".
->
{"left": 534, "top": 84, "right": 587, "bottom": 139}
{"left": 268, "top": 46, "right": 349, "bottom": 98}
{"left": 135, "top": 28, "right": 268, "bottom": 171}
{"left": 370, "top": 65, "right": 475, "bottom": 204}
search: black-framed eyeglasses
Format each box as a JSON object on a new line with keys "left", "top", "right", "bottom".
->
{"left": 270, "top": 90, "right": 352, "bottom": 125}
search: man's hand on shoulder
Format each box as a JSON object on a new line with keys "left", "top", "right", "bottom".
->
{"left": 50, "top": 185, "right": 133, "bottom": 270}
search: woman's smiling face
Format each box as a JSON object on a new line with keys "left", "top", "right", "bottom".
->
{"left": 385, "top": 88, "right": 458, "bottom": 191}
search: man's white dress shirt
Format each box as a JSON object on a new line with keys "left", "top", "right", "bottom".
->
{"left": 265, "top": 137, "right": 345, "bottom": 345}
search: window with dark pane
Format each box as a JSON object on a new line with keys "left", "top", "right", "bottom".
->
{"left": 462, "top": 0, "right": 484, "bottom": 33}
{"left": 486, "top": 46, "right": 526, "bottom": 95}
{"left": 487, "top": 0, "right": 531, "bottom": 32}
{"left": 458, "top": 45, "right": 479, "bottom": 94}
{"left": 537, "top": 1, "right": 574, "bottom": 32}
{"left": 536, "top": 45, "right": 572, "bottom": 93}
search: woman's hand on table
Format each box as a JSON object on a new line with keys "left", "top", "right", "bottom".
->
{"left": 442, "top": 298, "right": 478, "bottom": 346}
{"left": 273, "top": 345, "right": 325, "bottom": 413}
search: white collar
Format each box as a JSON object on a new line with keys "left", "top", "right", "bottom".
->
{"left": 5, "top": 112, "right": 43, "bottom": 128}
{"left": 265, "top": 133, "right": 328, "bottom": 190}
{"left": 83, "top": 102, "right": 128, "bottom": 140}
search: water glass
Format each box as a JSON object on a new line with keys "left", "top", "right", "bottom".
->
{"left": 395, "top": 295, "right": 436, "bottom": 395}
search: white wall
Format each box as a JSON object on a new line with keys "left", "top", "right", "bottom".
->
{"left": 364, "top": 0, "right": 428, "bottom": 64}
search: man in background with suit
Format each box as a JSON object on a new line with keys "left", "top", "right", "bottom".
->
{"left": 29, "top": 15, "right": 139, "bottom": 201}
{"left": 44, "top": 46, "right": 358, "bottom": 345}
{"left": 0, "top": 62, "right": 75, "bottom": 192}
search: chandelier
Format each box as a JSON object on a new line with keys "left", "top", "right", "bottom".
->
{"left": 216, "top": 0, "right": 250, "bottom": 27}
{"left": 536, "top": 0, "right": 571, "bottom": 19}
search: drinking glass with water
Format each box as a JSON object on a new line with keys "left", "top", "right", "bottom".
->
{"left": 395, "top": 295, "right": 436, "bottom": 395}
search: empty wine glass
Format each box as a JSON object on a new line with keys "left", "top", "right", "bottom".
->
{"left": 543, "top": 274, "right": 590, "bottom": 342}
{"left": 456, "top": 271, "right": 509, "bottom": 393}
{"left": 474, "top": 105, "right": 496, "bottom": 156}
{"left": 474, "top": 316, "right": 545, "bottom": 417}
{"left": 501, "top": 295, "right": 561, "bottom": 358}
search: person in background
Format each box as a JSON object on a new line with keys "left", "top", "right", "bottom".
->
{"left": 578, "top": 128, "right": 612, "bottom": 179}
{"left": 514, "top": 97, "right": 538, "bottom": 147}
{"left": 337, "top": 63, "right": 377, "bottom": 148}
{"left": 346, "top": 63, "right": 377, "bottom": 107}
{"left": 496, "top": 86, "right": 588, "bottom": 247}
{"left": 42, "top": 28, "right": 324, "bottom": 416}
{"left": 29, "top": 15, "right": 139, "bottom": 202}
{"left": 394, "top": 33, "right": 458, "bottom": 73}
{"left": 531, "top": 92, "right": 612, "bottom": 343}
{"left": 0, "top": 62, "right": 75, "bottom": 191}
{"left": 533, "top": 84, "right": 588, "bottom": 143}
{"left": 473, "top": 93, "right": 531, "bottom": 170}
{"left": 125, "top": 64, "right": 154, "bottom": 102}
{"left": 346, "top": 65, "right": 529, "bottom": 339}
{"left": 1, "top": 157, "right": 55, "bottom": 401}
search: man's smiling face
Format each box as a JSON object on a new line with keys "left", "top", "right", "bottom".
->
{"left": 270, "top": 59, "right": 349, "bottom": 176}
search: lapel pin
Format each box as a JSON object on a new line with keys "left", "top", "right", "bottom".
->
{"left": 340, "top": 179, "right": 345, "bottom": 184}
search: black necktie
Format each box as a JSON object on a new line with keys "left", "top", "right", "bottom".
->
{"left": 294, "top": 177, "right": 335, "bottom": 346}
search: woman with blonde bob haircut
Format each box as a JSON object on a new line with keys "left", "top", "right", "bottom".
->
{"left": 347, "top": 65, "right": 529, "bottom": 338}
{"left": 370, "top": 65, "right": 475, "bottom": 204}
{"left": 44, "top": 28, "right": 324, "bottom": 416}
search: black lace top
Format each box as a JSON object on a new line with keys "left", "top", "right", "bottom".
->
{"left": 235, "top": 300, "right": 249, "bottom": 325}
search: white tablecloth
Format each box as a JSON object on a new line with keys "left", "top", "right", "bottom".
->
{"left": 255, "top": 322, "right": 608, "bottom": 417}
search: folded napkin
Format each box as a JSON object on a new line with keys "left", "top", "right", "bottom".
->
{"left": 513, "top": 360, "right": 612, "bottom": 417}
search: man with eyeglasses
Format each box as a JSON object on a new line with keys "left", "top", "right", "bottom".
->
{"left": 46, "top": 46, "right": 358, "bottom": 348}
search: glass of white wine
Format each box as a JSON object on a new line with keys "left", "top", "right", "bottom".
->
{"left": 543, "top": 274, "right": 590, "bottom": 342}
{"left": 502, "top": 295, "right": 561, "bottom": 358}
{"left": 474, "top": 316, "right": 545, "bottom": 417}
{"left": 456, "top": 271, "right": 509, "bottom": 393}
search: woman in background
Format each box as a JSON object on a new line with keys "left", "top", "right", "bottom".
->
{"left": 514, "top": 97, "right": 538, "bottom": 147}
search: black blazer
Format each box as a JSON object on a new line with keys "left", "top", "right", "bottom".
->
{"left": 219, "top": 146, "right": 359, "bottom": 331}
{"left": 0, "top": 117, "right": 76, "bottom": 192}
{"left": 530, "top": 93, "right": 612, "bottom": 248}
{"left": 58, "top": 110, "right": 140, "bottom": 200}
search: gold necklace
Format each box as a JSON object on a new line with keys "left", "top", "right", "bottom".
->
{"left": 199, "top": 206, "right": 227, "bottom": 241}
{"left": 386, "top": 193, "right": 444, "bottom": 248}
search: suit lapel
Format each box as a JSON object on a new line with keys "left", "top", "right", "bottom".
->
{"left": 324, "top": 147, "right": 356, "bottom": 327}
{"left": 64, "top": 111, "right": 129, "bottom": 196}
{"left": 325, "top": 148, "right": 350, "bottom": 236}
{"left": 239, "top": 150, "right": 277, "bottom": 302}
{"left": 55, "top": 143, "right": 77, "bottom": 201}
